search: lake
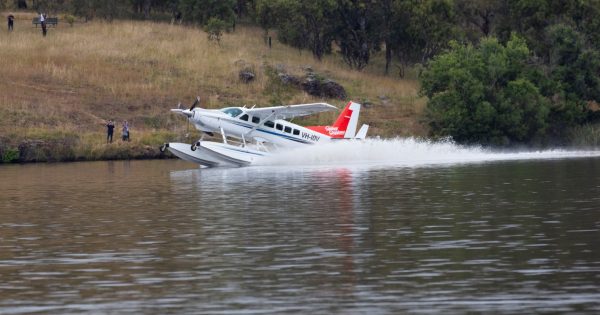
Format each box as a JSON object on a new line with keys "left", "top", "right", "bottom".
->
{"left": 1, "top": 140, "right": 600, "bottom": 314}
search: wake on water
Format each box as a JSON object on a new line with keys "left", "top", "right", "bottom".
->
{"left": 256, "top": 137, "right": 600, "bottom": 167}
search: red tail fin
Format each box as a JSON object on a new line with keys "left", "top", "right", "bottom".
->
{"left": 307, "top": 102, "right": 358, "bottom": 138}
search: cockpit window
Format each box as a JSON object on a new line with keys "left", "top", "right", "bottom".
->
{"left": 221, "top": 107, "right": 243, "bottom": 118}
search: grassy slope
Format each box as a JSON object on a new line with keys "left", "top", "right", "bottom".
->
{"left": 0, "top": 12, "right": 426, "bottom": 162}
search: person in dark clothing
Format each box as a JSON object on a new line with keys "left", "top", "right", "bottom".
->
{"left": 106, "top": 119, "right": 115, "bottom": 143}
{"left": 7, "top": 14, "right": 14, "bottom": 31}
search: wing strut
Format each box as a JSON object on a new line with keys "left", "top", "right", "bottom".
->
{"left": 220, "top": 127, "right": 228, "bottom": 144}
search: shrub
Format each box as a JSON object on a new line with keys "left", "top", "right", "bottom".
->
{"left": 204, "top": 17, "right": 228, "bottom": 43}
{"left": 2, "top": 148, "right": 19, "bottom": 163}
{"left": 63, "top": 14, "right": 76, "bottom": 26}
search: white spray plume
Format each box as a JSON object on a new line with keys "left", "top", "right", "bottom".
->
{"left": 256, "top": 137, "right": 600, "bottom": 168}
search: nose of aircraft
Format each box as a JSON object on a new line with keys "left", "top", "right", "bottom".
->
{"left": 170, "top": 108, "right": 193, "bottom": 118}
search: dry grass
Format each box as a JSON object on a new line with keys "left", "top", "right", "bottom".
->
{"left": 0, "top": 15, "right": 425, "bottom": 161}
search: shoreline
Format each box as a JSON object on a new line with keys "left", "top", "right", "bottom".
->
{"left": 0, "top": 133, "right": 178, "bottom": 164}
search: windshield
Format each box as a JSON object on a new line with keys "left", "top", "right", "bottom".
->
{"left": 221, "top": 107, "right": 243, "bottom": 118}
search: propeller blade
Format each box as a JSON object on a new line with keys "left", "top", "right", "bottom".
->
{"left": 190, "top": 96, "right": 200, "bottom": 110}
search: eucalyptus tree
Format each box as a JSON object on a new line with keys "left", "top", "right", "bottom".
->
{"left": 178, "top": 0, "right": 236, "bottom": 26}
{"left": 257, "top": 0, "right": 338, "bottom": 60}
{"left": 454, "top": 0, "right": 508, "bottom": 44}
{"left": 335, "top": 0, "right": 381, "bottom": 70}
{"left": 383, "top": 0, "right": 457, "bottom": 76}
{"left": 69, "top": 0, "right": 120, "bottom": 21}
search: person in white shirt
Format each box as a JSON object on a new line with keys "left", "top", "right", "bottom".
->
{"left": 40, "top": 13, "right": 47, "bottom": 36}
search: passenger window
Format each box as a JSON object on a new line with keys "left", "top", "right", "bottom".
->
{"left": 252, "top": 116, "right": 260, "bottom": 124}
{"left": 239, "top": 114, "right": 249, "bottom": 121}
{"left": 293, "top": 129, "right": 300, "bottom": 135}
{"left": 265, "top": 121, "right": 274, "bottom": 128}
{"left": 284, "top": 126, "right": 292, "bottom": 133}
{"left": 276, "top": 124, "right": 283, "bottom": 131}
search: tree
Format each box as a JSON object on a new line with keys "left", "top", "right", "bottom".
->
{"left": 179, "top": 0, "right": 235, "bottom": 26}
{"left": 69, "top": 0, "right": 121, "bottom": 21}
{"left": 537, "top": 23, "right": 599, "bottom": 135}
{"left": 455, "top": 0, "right": 505, "bottom": 41}
{"left": 335, "top": 0, "right": 380, "bottom": 70}
{"left": 130, "top": 0, "right": 153, "bottom": 19}
{"left": 254, "top": 0, "right": 278, "bottom": 42}
{"left": 374, "top": 0, "right": 400, "bottom": 75}
{"left": 264, "top": 0, "right": 338, "bottom": 60}
{"left": 383, "top": 0, "right": 458, "bottom": 77}
{"left": 421, "top": 35, "right": 551, "bottom": 145}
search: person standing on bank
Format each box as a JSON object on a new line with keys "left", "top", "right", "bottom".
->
{"left": 7, "top": 14, "right": 14, "bottom": 32}
{"left": 122, "top": 120, "right": 130, "bottom": 141}
{"left": 40, "top": 12, "right": 47, "bottom": 37}
{"left": 106, "top": 119, "right": 115, "bottom": 143}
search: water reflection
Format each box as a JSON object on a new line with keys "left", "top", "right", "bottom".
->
{"left": 0, "top": 159, "right": 599, "bottom": 314}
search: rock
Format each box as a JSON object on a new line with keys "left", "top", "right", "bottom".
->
{"left": 239, "top": 69, "right": 255, "bottom": 83}
{"left": 302, "top": 65, "right": 314, "bottom": 73}
{"left": 378, "top": 95, "right": 391, "bottom": 106}
{"left": 275, "top": 64, "right": 287, "bottom": 73}
{"left": 321, "top": 79, "right": 347, "bottom": 100}
{"left": 301, "top": 74, "right": 347, "bottom": 99}
{"left": 278, "top": 73, "right": 301, "bottom": 86}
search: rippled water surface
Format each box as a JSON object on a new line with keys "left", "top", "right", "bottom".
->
{"left": 1, "top": 158, "right": 600, "bottom": 314}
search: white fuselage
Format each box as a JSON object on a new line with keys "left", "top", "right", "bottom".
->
{"left": 189, "top": 107, "right": 332, "bottom": 147}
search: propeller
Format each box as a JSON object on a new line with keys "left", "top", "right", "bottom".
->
{"left": 190, "top": 96, "right": 200, "bottom": 110}
{"left": 171, "top": 96, "right": 201, "bottom": 138}
{"left": 185, "top": 96, "right": 200, "bottom": 138}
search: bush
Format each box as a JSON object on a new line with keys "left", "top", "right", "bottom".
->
{"left": 2, "top": 148, "right": 19, "bottom": 163}
{"left": 204, "top": 17, "right": 228, "bottom": 43}
{"left": 63, "top": 14, "right": 76, "bottom": 26}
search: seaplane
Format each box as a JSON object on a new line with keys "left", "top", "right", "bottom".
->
{"left": 160, "top": 97, "right": 369, "bottom": 167}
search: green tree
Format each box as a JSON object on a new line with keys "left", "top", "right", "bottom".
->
{"left": 374, "top": 0, "right": 401, "bottom": 75}
{"left": 421, "top": 35, "right": 551, "bottom": 145}
{"left": 179, "top": 0, "right": 235, "bottom": 26}
{"left": 455, "top": 0, "right": 506, "bottom": 41}
{"left": 335, "top": 0, "right": 380, "bottom": 70}
{"left": 265, "top": 0, "right": 338, "bottom": 60}
{"left": 254, "top": 0, "right": 278, "bottom": 42}
{"left": 385, "top": 0, "right": 458, "bottom": 76}
{"left": 536, "top": 24, "right": 599, "bottom": 135}
{"left": 70, "top": 0, "right": 121, "bottom": 21}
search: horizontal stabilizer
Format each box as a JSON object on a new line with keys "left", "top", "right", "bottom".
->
{"left": 355, "top": 124, "right": 369, "bottom": 139}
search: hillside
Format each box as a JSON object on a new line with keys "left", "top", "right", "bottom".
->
{"left": 0, "top": 12, "right": 425, "bottom": 162}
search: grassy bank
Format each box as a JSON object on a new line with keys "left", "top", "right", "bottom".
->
{"left": 0, "top": 12, "right": 425, "bottom": 163}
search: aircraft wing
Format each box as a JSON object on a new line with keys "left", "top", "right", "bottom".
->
{"left": 244, "top": 102, "right": 338, "bottom": 120}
